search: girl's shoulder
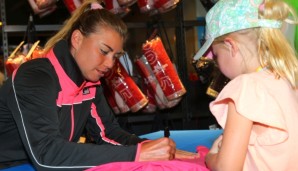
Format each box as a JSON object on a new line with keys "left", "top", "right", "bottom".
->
{"left": 226, "top": 71, "right": 287, "bottom": 93}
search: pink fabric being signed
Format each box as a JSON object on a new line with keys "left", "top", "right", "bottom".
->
{"left": 85, "top": 146, "right": 209, "bottom": 171}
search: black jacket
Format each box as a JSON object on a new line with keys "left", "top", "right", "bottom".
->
{"left": 0, "top": 40, "right": 144, "bottom": 170}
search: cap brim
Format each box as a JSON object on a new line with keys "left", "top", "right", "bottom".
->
{"left": 193, "top": 38, "right": 213, "bottom": 60}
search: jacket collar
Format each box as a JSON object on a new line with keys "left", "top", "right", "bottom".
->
{"left": 53, "top": 40, "right": 84, "bottom": 87}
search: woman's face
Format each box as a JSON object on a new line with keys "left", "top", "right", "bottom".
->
{"left": 71, "top": 26, "right": 124, "bottom": 82}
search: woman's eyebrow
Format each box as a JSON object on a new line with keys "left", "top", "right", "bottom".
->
{"left": 102, "top": 43, "right": 113, "bottom": 52}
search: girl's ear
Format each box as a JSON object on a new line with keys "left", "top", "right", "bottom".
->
{"left": 223, "top": 37, "right": 238, "bottom": 58}
{"left": 71, "top": 29, "right": 83, "bottom": 50}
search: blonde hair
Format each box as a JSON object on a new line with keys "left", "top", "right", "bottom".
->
{"left": 44, "top": 0, "right": 127, "bottom": 53}
{"left": 215, "top": 0, "right": 298, "bottom": 88}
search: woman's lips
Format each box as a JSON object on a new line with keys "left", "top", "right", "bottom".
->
{"left": 97, "top": 69, "right": 105, "bottom": 77}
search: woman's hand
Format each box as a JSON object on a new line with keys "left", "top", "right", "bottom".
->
{"left": 175, "top": 149, "right": 200, "bottom": 159}
{"left": 138, "top": 137, "right": 176, "bottom": 161}
{"left": 138, "top": 138, "right": 200, "bottom": 162}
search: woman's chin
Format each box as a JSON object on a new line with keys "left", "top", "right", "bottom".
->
{"left": 86, "top": 75, "right": 101, "bottom": 83}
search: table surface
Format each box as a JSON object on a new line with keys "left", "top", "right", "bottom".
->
{"left": 140, "top": 129, "right": 223, "bottom": 152}
{"left": 2, "top": 130, "right": 223, "bottom": 171}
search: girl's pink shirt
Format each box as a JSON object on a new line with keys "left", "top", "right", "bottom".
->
{"left": 210, "top": 70, "right": 298, "bottom": 170}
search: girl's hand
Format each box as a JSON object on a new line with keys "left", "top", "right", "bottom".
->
{"left": 209, "top": 135, "right": 223, "bottom": 154}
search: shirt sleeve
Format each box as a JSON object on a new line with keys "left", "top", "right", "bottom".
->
{"left": 210, "top": 74, "right": 288, "bottom": 146}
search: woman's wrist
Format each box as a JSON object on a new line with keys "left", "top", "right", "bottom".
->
{"left": 134, "top": 140, "right": 151, "bottom": 161}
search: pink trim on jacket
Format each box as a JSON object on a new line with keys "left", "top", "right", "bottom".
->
{"left": 90, "top": 103, "right": 121, "bottom": 145}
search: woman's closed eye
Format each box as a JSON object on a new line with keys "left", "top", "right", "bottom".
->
{"left": 100, "top": 49, "right": 121, "bottom": 61}
{"left": 100, "top": 49, "right": 109, "bottom": 55}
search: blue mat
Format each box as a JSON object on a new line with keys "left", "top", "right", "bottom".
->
{"left": 140, "top": 129, "right": 223, "bottom": 152}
